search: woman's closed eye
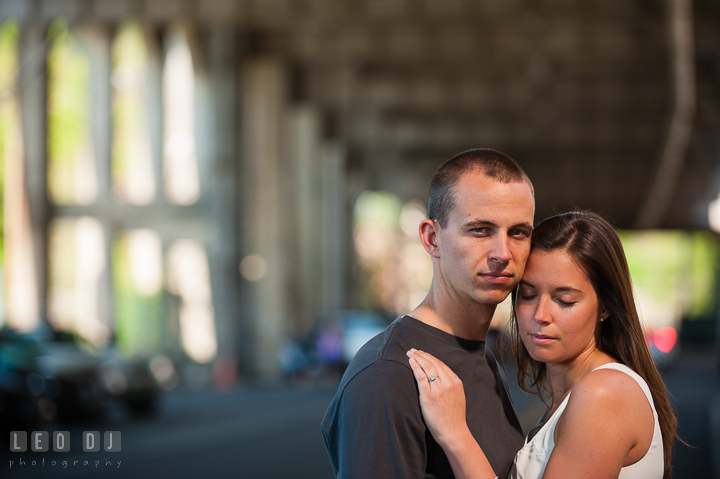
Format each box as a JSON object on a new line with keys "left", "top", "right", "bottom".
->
{"left": 557, "top": 299, "right": 577, "bottom": 307}
{"left": 517, "top": 289, "right": 537, "bottom": 301}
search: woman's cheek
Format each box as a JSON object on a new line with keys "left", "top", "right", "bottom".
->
{"left": 515, "top": 307, "right": 532, "bottom": 333}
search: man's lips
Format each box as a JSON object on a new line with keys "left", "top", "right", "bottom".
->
{"left": 479, "top": 272, "right": 514, "bottom": 284}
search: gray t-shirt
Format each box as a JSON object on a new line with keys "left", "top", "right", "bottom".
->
{"left": 321, "top": 315, "right": 525, "bottom": 479}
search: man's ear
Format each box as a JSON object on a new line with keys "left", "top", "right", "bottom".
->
{"left": 419, "top": 219, "right": 441, "bottom": 258}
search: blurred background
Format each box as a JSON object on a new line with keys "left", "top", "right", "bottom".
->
{"left": 0, "top": 0, "right": 719, "bottom": 477}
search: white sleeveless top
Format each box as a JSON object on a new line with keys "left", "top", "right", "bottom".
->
{"left": 509, "top": 363, "right": 663, "bottom": 479}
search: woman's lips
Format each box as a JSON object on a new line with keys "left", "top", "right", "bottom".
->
{"left": 530, "top": 333, "right": 556, "bottom": 345}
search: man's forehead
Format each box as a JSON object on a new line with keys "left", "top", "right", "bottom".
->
{"left": 445, "top": 174, "right": 533, "bottom": 223}
{"left": 452, "top": 174, "right": 534, "bottom": 204}
{"left": 454, "top": 169, "right": 533, "bottom": 193}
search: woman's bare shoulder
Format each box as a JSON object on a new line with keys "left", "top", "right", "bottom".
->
{"left": 573, "top": 366, "right": 648, "bottom": 405}
{"left": 559, "top": 365, "right": 652, "bottom": 440}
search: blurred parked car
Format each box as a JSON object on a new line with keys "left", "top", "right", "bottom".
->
{"left": 277, "top": 310, "right": 391, "bottom": 383}
{"left": 313, "top": 309, "right": 390, "bottom": 372}
{"left": 0, "top": 326, "right": 175, "bottom": 426}
{"left": 0, "top": 329, "right": 49, "bottom": 429}
{"left": 335, "top": 310, "right": 390, "bottom": 365}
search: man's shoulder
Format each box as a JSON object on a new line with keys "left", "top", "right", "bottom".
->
{"left": 344, "top": 315, "right": 440, "bottom": 374}
{"left": 322, "top": 317, "right": 430, "bottom": 419}
{"left": 335, "top": 358, "right": 416, "bottom": 413}
{"left": 339, "top": 319, "right": 414, "bottom": 388}
{"left": 320, "top": 320, "right": 435, "bottom": 479}
{"left": 321, "top": 321, "right": 424, "bottom": 441}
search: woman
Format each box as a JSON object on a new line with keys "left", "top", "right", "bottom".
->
{"left": 407, "top": 211, "right": 677, "bottom": 479}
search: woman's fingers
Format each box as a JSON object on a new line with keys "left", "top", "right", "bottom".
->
{"left": 407, "top": 349, "right": 440, "bottom": 384}
{"left": 408, "top": 357, "right": 432, "bottom": 394}
{"left": 407, "top": 348, "right": 460, "bottom": 384}
{"left": 406, "top": 348, "right": 469, "bottom": 449}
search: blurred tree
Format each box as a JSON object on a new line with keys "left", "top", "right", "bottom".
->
{"left": 0, "top": 21, "right": 19, "bottom": 273}
{"left": 47, "top": 19, "right": 96, "bottom": 205}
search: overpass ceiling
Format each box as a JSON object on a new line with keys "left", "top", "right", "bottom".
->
{"left": 3, "top": 0, "right": 719, "bottom": 229}
{"left": 285, "top": 1, "right": 720, "bottom": 230}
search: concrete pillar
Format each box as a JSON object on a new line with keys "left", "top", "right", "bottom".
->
{"left": 141, "top": 24, "right": 165, "bottom": 206}
{"left": 320, "top": 140, "right": 348, "bottom": 313}
{"left": 17, "top": 22, "right": 48, "bottom": 327}
{"left": 82, "top": 23, "right": 112, "bottom": 203}
{"left": 187, "top": 25, "right": 212, "bottom": 196}
{"left": 204, "top": 25, "right": 241, "bottom": 384}
{"left": 241, "top": 57, "right": 289, "bottom": 378}
{"left": 285, "top": 105, "right": 322, "bottom": 333}
{"left": 81, "top": 22, "right": 114, "bottom": 340}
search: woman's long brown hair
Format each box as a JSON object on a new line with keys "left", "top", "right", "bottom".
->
{"left": 510, "top": 211, "right": 677, "bottom": 478}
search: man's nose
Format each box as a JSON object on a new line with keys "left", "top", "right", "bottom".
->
{"left": 488, "top": 234, "right": 512, "bottom": 263}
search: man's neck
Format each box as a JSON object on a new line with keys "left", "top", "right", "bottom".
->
{"left": 410, "top": 289, "right": 497, "bottom": 341}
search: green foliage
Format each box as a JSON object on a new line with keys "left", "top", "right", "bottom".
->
{"left": 112, "top": 234, "right": 164, "bottom": 357}
{"left": 0, "top": 20, "right": 18, "bottom": 95}
{"left": 46, "top": 19, "right": 91, "bottom": 204}
{"left": 352, "top": 190, "right": 403, "bottom": 311}
{"left": 354, "top": 191, "right": 402, "bottom": 230}
{"left": 620, "top": 230, "right": 718, "bottom": 321}
{"left": 0, "top": 20, "right": 19, "bottom": 266}
{"left": 688, "top": 232, "right": 719, "bottom": 318}
{"left": 111, "top": 20, "right": 148, "bottom": 188}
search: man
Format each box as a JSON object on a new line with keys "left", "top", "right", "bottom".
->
{"left": 321, "top": 148, "right": 535, "bottom": 478}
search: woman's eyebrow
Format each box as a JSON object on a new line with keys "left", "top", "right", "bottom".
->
{"left": 519, "top": 280, "right": 583, "bottom": 294}
{"left": 555, "top": 286, "right": 583, "bottom": 294}
{"left": 519, "top": 279, "right": 536, "bottom": 288}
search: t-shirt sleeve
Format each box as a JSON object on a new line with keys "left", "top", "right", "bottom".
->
{"left": 322, "top": 359, "right": 428, "bottom": 479}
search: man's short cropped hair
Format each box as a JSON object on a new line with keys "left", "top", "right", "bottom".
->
{"left": 427, "top": 148, "right": 534, "bottom": 228}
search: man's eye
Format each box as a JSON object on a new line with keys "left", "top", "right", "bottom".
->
{"left": 472, "top": 228, "right": 489, "bottom": 234}
{"left": 510, "top": 229, "right": 530, "bottom": 238}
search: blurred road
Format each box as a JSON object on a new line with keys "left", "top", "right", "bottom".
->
{"left": 3, "top": 346, "right": 718, "bottom": 479}
{"left": 4, "top": 384, "right": 338, "bottom": 479}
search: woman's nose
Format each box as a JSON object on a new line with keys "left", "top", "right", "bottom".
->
{"left": 534, "top": 297, "right": 551, "bottom": 323}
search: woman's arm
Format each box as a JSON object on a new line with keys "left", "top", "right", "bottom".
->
{"left": 406, "top": 349, "right": 498, "bottom": 479}
{"left": 541, "top": 369, "right": 655, "bottom": 479}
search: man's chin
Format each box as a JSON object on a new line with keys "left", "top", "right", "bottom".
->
{"left": 475, "top": 289, "right": 513, "bottom": 305}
